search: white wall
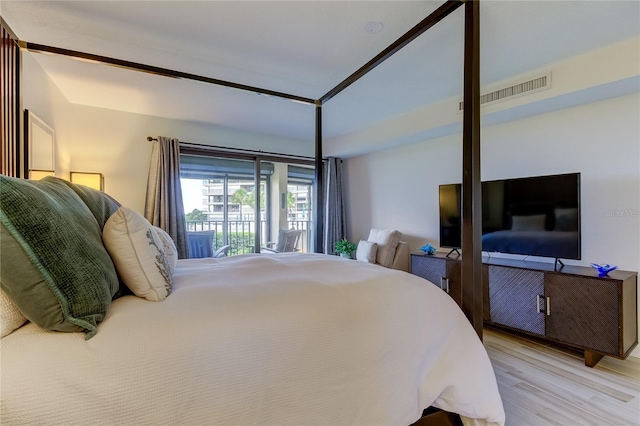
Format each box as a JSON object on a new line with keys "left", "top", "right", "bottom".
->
{"left": 21, "top": 51, "right": 73, "bottom": 176}
{"left": 326, "top": 37, "right": 640, "bottom": 158}
{"left": 21, "top": 52, "right": 314, "bottom": 213}
{"left": 344, "top": 92, "right": 640, "bottom": 356}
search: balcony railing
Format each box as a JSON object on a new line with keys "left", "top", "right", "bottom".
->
{"left": 186, "top": 219, "right": 313, "bottom": 255}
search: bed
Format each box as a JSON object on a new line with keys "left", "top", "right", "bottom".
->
{"left": 1, "top": 253, "right": 504, "bottom": 426}
{"left": 482, "top": 230, "right": 580, "bottom": 259}
{"left": 0, "top": 176, "right": 504, "bottom": 426}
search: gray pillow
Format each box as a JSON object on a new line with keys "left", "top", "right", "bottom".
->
{"left": 0, "top": 176, "right": 119, "bottom": 338}
{"left": 554, "top": 208, "right": 578, "bottom": 232}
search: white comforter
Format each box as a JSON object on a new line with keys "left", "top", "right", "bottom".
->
{"left": 0, "top": 253, "right": 504, "bottom": 426}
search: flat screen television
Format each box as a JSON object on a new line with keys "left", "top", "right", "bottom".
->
{"left": 439, "top": 172, "right": 581, "bottom": 260}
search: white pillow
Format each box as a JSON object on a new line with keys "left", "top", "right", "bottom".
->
{"left": 0, "top": 289, "right": 27, "bottom": 338}
{"left": 367, "top": 229, "right": 402, "bottom": 268}
{"left": 511, "top": 214, "right": 546, "bottom": 232}
{"left": 103, "top": 207, "right": 172, "bottom": 301}
{"left": 355, "top": 240, "right": 378, "bottom": 263}
{"left": 153, "top": 226, "right": 178, "bottom": 274}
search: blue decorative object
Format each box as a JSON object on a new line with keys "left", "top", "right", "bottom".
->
{"left": 419, "top": 243, "right": 437, "bottom": 255}
{"left": 590, "top": 263, "right": 618, "bottom": 276}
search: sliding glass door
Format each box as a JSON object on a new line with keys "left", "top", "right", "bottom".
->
{"left": 181, "top": 155, "right": 269, "bottom": 257}
{"left": 287, "top": 165, "right": 315, "bottom": 253}
{"left": 180, "top": 151, "right": 314, "bottom": 257}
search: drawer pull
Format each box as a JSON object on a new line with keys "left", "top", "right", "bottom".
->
{"left": 546, "top": 297, "right": 551, "bottom": 316}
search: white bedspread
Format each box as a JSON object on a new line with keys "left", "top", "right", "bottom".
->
{"left": 1, "top": 253, "right": 504, "bottom": 425}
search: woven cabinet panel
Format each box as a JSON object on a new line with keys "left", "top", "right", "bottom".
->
{"left": 489, "top": 266, "right": 545, "bottom": 336}
{"left": 545, "top": 274, "right": 620, "bottom": 356}
{"left": 411, "top": 256, "right": 446, "bottom": 290}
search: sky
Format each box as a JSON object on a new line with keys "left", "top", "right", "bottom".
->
{"left": 181, "top": 178, "right": 203, "bottom": 214}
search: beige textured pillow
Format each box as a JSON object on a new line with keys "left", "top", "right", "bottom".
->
{"left": 103, "top": 207, "right": 172, "bottom": 302}
{"left": 356, "top": 240, "right": 378, "bottom": 263}
{"left": 367, "top": 229, "right": 402, "bottom": 268}
{"left": 0, "top": 289, "right": 27, "bottom": 338}
{"left": 154, "top": 226, "right": 178, "bottom": 274}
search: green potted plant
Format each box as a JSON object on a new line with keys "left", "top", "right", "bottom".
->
{"left": 335, "top": 238, "right": 357, "bottom": 259}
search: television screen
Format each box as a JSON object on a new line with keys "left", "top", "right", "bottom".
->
{"left": 439, "top": 173, "right": 581, "bottom": 260}
{"left": 439, "top": 183, "right": 462, "bottom": 249}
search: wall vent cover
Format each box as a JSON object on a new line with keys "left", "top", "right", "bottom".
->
{"left": 458, "top": 72, "right": 551, "bottom": 112}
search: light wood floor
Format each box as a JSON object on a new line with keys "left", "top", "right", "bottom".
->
{"left": 483, "top": 328, "right": 640, "bottom": 426}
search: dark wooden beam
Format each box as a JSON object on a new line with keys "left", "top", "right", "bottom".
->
{"left": 319, "top": 0, "right": 463, "bottom": 104}
{"left": 20, "top": 42, "right": 317, "bottom": 106}
{"left": 461, "top": 0, "right": 483, "bottom": 338}
{"left": 1, "top": 18, "right": 22, "bottom": 178}
{"left": 314, "top": 105, "right": 324, "bottom": 254}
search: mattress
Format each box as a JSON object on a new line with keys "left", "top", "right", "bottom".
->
{"left": 0, "top": 253, "right": 504, "bottom": 425}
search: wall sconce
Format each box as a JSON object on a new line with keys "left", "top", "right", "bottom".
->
{"left": 29, "top": 170, "right": 55, "bottom": 180}
{"left": 70, "top": 172, "right": 104, "bottom": 191}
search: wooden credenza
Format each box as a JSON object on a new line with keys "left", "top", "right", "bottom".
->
{"left": 410, "top": 253, "right": 638, "bottom": 367}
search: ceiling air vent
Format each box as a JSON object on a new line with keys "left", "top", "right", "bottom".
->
{"left": 458, "top": 72, "right": 551, "bottom": 112}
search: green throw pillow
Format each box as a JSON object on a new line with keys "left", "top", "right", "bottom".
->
{"left": 58, "top": 179, "right": 121, "bottom": 231}
{"left": 55, "top": 177, "right": 132, "bottom": 299}
{"left": 0, "top": 176, "right": 119, "bottom": 338}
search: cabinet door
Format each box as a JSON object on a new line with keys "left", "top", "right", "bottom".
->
{"left": 483, "top": 265, "right": 490, "bottom": 322}
{"left": 445, "top": 261, "right": 462, "bottom": 306}
{"left": 488, "top": 265, "right": 545, "bottom": 336}
{"left": 545, "top": 273, "right": 621, "bottom": 356}
{"left": 411, "top": 256, "right": 446, "bottom": 291}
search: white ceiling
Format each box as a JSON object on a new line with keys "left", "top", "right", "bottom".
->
{"left": 2, "top": 0, "right": 639, "bottom": 143}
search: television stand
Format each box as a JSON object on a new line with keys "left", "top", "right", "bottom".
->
{"left": 446, "top": 248, "right": 460, "bottom": 258}
{"left": 554, "top": 258, "right": 565, "bottom": 271}
{"left": 409, "top": 252, "right": 638, "bottom": 367}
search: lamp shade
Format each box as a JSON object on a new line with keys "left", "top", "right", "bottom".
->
{"left": 29, "top": 170, "right": 55, "bottom": 180}
{"left": 70, "top": 172, "right": 104, "bottom": 191}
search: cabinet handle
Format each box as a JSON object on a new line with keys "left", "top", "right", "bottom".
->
{"left": 439, "top": 277, "right": 450, "bottom": 293}
{"left": 546, "top": 297, "right": 551, "bottom": 316}
{"left": 536, "top": 294, "right": 545, "bottom": 314}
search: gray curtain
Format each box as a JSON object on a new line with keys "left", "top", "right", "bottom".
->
{"left": 144, "top": 136, "right": 189, "bottom": 259}
{"left": 323, "top": 157, "right": 346, "bottom": 254}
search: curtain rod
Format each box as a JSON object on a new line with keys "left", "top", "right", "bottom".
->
{"left": 147, "top": 136, "right": 315, "bottom": 162}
